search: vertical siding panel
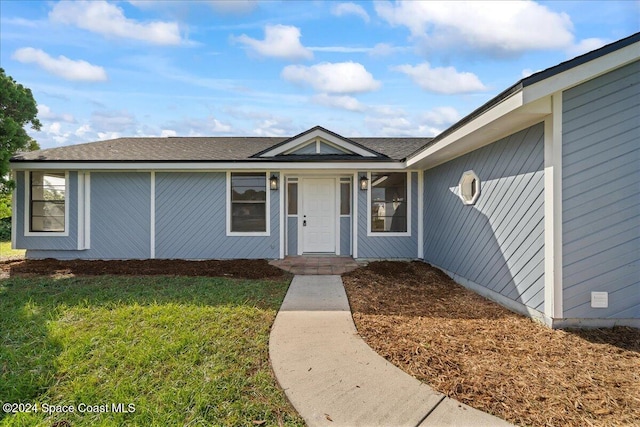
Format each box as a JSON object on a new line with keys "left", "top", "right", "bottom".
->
{"left": 340, "top": 217, "right": 351, "bottom": 256}
{"left": 562, "top": 60, "right": 640, "bottom": 320}
{"left": 287, "top": 217, "right": 298, "bottom": 255}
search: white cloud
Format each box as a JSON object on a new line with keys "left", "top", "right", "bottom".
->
{"left": 332, "top": 3, "right": 370, "bottom": 22}
{"left": 282, "top": 62, "right": 381, "bottom": 94}
{"left": 309, "top": 46, "right": 370, "bottom": 53}
{"left": 312, "top": 94, "right": 365, "bottom": 112}
{"left": 375, "top": 1, "right": 574, "bottom": 55}
{"left": 49, "top": 1, "right": 182, "bottom": 45}
{"left": 234, "top": 25, "right": 313, "bottom": 60}
{"left": 369, "top": 43, "right": 409, "bottom": 57}
{"left": 12, "top": 48, "right": 108, "bottom": 82}
{"left": 75, "top": 124, "right": 92, "bottom": 137}
{"left": 567, "top": 38, "right": 608, "bottom": 57}
{"left": 38, "top": 104, "right": 76, "bottom": 123}
{"left": 421, "top": 106, "right": 461, "bottom": 127}
{"left": 160, "top": 129, "right": 177, "bottom": 137}
{"left": 393, "top": 62, "right": 487, "bottom": 94}
{"left": 253, "top": 119, "right": 294, "bottom": 137}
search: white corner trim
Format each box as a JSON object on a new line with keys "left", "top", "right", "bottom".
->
{"left": 11, "top": 171, "right": 17, "bottom": 249}
{"left": 150, "top": 171, "right": 156, "bottom": 259}
{"left": 335, "top": 177, "right": 341, "bottom": 256}
{"left": 279, "top": 171, "right": 285, "bottom": 259}
{"left": 543, "top": 92, "right": 563, "bottom": 320}
{"left": 417, "top": 171, "right": 424, "bottom": 259}
{"left": 352, "top": 172, "right": 358, "bottom": 258}
{"left": 84, "top": 172, "right": 90, "bottom": 249}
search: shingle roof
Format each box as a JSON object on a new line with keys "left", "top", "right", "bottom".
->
{"left": 11, "top": 135, "right": 432, "bottom": 162}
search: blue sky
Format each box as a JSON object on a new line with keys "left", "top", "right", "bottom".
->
{"left": 1, "top": 1, "right": 638, "bottom": 149}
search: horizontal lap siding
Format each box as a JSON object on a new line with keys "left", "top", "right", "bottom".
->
{"left": 562, "top": 60, "right": 640, "bottom": 319}
{"left": 358, "top": 172, "right": 418, "bottom": 258}
{"left": 423, "top": 123, "right": 545, "bottom": 311}
{"left": 155, "top": 172, "right": 279, "bottom": 259}
{"left": 17, "top": 171, "right": 78, "bottom": 250}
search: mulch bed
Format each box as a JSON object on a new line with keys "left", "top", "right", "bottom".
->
{"left": 342, "top": 261, "right": 640, "bottom": 427}
{"left": 1, "top": 258, "right": 288, "bottom": 280}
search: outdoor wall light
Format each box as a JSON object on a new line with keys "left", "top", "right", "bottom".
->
{"left": 359, "top": 175, "right": 369, "bottom": 191}
{"left": 270, "top": 174, "right": 279, "bottom": 191}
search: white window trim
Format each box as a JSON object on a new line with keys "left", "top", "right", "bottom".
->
{"left": 459, "top": 170, "right": 481, "bottom": 205}
{"left": 226, "top": 171, "right": 271, "bottom": 237}
{"left": 24, "top": 170, "right": 70, "bottom": 237}
{"left": 367, "top": 171, "right": 412, "bottom": 237}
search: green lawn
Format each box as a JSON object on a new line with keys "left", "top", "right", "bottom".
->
{"left": 0, "top": 275, "right": 303, "bottom": 426}
{"left": 0, "top": 241, "right": 24, "bottom": 260}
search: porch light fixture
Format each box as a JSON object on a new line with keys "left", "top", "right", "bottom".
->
{"left": 269, "top": 174, "right": 279, "bottom": 191}
{"left": 359, "top": 175, "right": 369, "bottom": 191}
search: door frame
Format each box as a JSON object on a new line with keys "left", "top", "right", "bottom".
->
{"left": 299, "top": 177, "right": 340, "bottom": 255}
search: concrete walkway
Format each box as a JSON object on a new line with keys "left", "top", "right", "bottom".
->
{"left": 270, "top": 275, "right": 514, "bottom": 427}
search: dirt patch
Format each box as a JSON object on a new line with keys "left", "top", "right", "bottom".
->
{"left": 342, "top": 261, "right": 640, "bottom": 427}
{"left": 2, "top": 258, "right": 289, "bottom": 280}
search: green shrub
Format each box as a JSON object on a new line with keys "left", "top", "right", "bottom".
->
{"left": 0, "top": 217, "right": 11, "bottom": 241}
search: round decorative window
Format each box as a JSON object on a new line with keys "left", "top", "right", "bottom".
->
{"left": 459, "top": 170, "right": 480, "bottom": 205}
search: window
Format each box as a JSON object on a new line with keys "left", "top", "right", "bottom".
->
{"left": 370, "top": 172, "right": 407, "bottom": 233}
{"left": 29, "top": 171, "right": 66, "bottom": 233}
{"left": 230, "top": 172, "right": 267, "bottom": 233}
{"left": 340, "top": 180, "right": 351, "bottom": 215}
{"left": 287, "top": 181, "right": 298, "bottom": 215}
{"left": 459, "top": 170, "right": 481, "bottom": 205}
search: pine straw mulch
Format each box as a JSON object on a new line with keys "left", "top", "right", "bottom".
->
{"left": 0, "top": 258, "right": 289, "bottom": 280}
{"left": 342, "top": 261, "right": 640, "bottom": 427}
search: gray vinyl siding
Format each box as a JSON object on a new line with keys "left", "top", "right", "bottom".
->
{"left": 357, "top": 171, "right": 418, "bottom": 259}
{"left": 562, "top": 60, "right": 640, "bottom": 320}
{"left": 155, "top": 172, "right": 279, "bottom": 259}
{"left": 287, "top": 217, "right": 298, "bottom": 255}
{"left": 15, "top": 170, "right": 78, "bottom": 250}
{"left": 423, "top": 123, "right": 545, "bottom": 312}
{"left": 340, "top": 216, "right": 351, "bottom": 255}
{"left": 28, "top": 172, "right": 151, "bottom": 259}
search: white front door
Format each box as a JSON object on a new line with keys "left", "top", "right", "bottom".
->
{"left": 302, "top": 178, "right": 336, "bottom": 253}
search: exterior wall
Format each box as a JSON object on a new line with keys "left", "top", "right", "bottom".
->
{"left": 340, "top": 216, "right": 351, "bottom": 256}
{"left": 25, "top": 171, "right": 279, "bottom": 260}
{"left": 28, "top": 172, "right": 151, "bottom": 259}
{"left": 287, "top": 217, "right": 298, "bottom": 256}
{"left": 357, "top": 171, "right": 419, "bottom": 259}
{"left": 15, "top": 170, "right": 79, "bottom": 250}
{"left": 561, "top": 60, "right": 640, "bottom": 321}
{"left": 155, "top": 172, "right": 279, "bottom": 259}
{"left": 423, "top": 123, "right": 545, "bottom": 313}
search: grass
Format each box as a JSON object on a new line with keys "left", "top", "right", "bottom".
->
{"left": 0, "top": 241, "right": 24, "bottom": 260}
{"left": 0, "top": 275, "right": 303, "bottom": 426}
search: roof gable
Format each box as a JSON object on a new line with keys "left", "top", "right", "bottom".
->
{"left": 252, "top": 126, "right": 386, "bottom": 158}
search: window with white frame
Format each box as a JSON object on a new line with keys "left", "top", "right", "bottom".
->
{"left": 340, "top": 178, "right": 351, "bottom": 215}
{"left": 230, "top": 172, "right": 267, "bottom": 233}
{"left": 459, "top": 170, "right": 480, "bottom": 205}
{"left": 370, "top": 172, "right": 407, "bottom": 233}
{"left": 29, "top": 171, "right": 67, "bottom": 232}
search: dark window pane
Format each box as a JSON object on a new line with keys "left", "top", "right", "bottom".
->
{"left": 231, "top": 173, "right": 266, "bottom": 201}
{"left": 231, "top": 203, "right": 266, "bottom": 232}
{"left": 287, "top": 182, "right": 298, "bottom": 215}
{"left": 370, "top": 173, "right": 407, "bottom": 232}
{"left": 340, "top": 182, "right": 350, "bottom": 215}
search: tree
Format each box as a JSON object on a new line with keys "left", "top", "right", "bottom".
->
{"left": 0, "top": 67, "right": 41, "bottom": 194}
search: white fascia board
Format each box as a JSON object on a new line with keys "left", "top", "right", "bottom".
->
{"left": 523, "top": 42, "right": 640, "bottom": 104}
{"left": 260, "top": 128, "right": 378, "bottom": 157}
{"left": 407, "top": 91, "right": 525, "bottom": 168}
{"left": 10, "top": 161, "right": 405, "bottom": 171}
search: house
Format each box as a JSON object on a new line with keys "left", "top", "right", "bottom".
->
{"left": 10, "top": 33, "right": 639, "bottom": 328}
